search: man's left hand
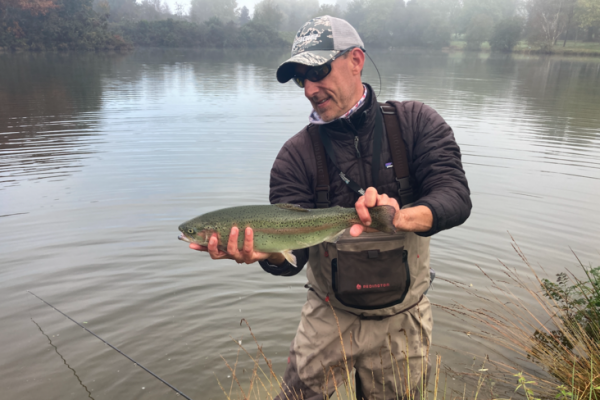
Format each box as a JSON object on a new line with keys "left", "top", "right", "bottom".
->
{"left": 351, "top": 187, "right": 433, "bottom": 236}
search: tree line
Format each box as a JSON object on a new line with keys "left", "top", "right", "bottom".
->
{"left": 1, "top": 0, "right": 599, "bottom": 52}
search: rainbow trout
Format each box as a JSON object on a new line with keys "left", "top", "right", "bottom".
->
{"left": 178, "top": 204, "right": 396, "bottom": 265}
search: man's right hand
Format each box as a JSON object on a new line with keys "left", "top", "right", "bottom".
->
{"left": 189, "top": 226, "right": 286, "bottom": 265}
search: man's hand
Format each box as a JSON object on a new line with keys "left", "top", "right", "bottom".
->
{"left": 351, "top": 187, "right": 433, "bottom": 236}
{"left": 189, "top": 227, "right": 285, "bottom": 265}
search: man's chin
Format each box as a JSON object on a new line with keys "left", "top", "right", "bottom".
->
{"left": 314, "top": 109, "right": 340, "bottom": 123}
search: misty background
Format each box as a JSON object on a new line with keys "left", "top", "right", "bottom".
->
{"left": 1, "top": 0, "right": 599, "bottom": 53}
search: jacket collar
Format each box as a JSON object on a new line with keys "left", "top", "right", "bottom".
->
{"left": 322, "top": 83, "right": 378, "bottom": 140}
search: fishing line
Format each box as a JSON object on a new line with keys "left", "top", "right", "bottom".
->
{"left": 31, "top": 318, "right": 95, "bottom": 399}
{"left": 26, "top": 291, "right": 193, "bottom": 400}
{"left": 363, "top": 48, "right": 382, "bottom": 97}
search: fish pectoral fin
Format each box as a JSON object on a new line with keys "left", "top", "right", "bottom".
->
{"left": 275, "top": 204, "right": 309, "bottom": 212}
{"left": 280, "top": 249, "right": 297, "bottom": 267}
{"left": 323, "top": 229, "right": 346, "bottom": 244}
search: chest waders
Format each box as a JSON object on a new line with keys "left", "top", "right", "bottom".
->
{"left": 307, "top": 102, "right": 432, "bottom": 318}
{"left": 274, "top": 102, "right": 435, "bottom": 400}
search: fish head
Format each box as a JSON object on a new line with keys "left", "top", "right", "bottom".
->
{"left": 178, "top": 219, "right": 214, "bottom": 246}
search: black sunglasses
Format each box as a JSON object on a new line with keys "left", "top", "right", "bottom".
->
{"left": 292, "top": 48, "right": 355, "bottom": 88}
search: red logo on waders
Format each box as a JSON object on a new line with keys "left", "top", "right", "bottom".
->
{"left": 356, "top": 284, "right": 362, "bottom": 290}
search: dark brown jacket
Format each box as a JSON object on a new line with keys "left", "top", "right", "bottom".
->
{"left": 260, "top": 85, "right": 471, "bottom": 276}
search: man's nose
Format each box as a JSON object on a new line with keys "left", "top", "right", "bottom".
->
{"left": 304, "top": 79, "right": 319, "bottom": 99}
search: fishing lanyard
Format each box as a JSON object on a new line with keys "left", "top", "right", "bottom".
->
{"left": 319, "top": 107, "right": 384, "bottom": 196}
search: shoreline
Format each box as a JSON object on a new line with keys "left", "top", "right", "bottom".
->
{"left": 448, "top": 40, "right": 600, "bottom": 57}
{"left": 2, "top": 44, "right": 600, "bottom": 58}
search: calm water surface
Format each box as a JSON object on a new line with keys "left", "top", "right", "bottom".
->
{"left": 1, "top": 49, "right": 599, "bottom": 399}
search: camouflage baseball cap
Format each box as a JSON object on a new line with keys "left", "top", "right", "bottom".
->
{"left": 276, "top": 15, "right": 364, "bottom": 84}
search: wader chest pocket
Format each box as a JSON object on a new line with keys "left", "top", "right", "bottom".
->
{"left": 332, "top": 246, "right": 410, "bottom": 310}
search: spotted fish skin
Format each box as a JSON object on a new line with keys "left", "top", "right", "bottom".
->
{"left": 178, "top": 204, "right": 396, "bottom": 253}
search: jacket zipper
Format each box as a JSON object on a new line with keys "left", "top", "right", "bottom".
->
{"left": 354, "top": 135, "right": 368, "bottom": 192}
{"left": 354, "top": 136, "right": 361, "bottom": 158}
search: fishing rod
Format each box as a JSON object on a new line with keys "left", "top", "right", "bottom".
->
{"left": 26, "top": 291, "right": 193, "bottom": 400}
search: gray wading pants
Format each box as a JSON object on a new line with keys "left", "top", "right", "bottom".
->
{"left": 275, "top": 291, "right": 433, "bottom": 400}
{"left": 276, "top": 231, "right": 433, "bottom": 400}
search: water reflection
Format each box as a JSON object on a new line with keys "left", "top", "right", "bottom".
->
{"left": 0, "top": 49, "right": 598, "bottom": 400}
{"left": 0, "top": 53, "right": 122, "bottom": 187}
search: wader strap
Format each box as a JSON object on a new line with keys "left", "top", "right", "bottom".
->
{"left": 355, "top": 295, "right": 424, "bottom": 320}
{"left": 379, "top": 102, "right": 414, "bottom": 207}
{"left": 306, "top": 286, "right": 424, "bottom": 320}
{"left": 308, "top": 124, "right": 330, "bottom": 208}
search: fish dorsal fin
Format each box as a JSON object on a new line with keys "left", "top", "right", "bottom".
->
{"left": 275, "top": 204, "right": 309, "bottom": 212}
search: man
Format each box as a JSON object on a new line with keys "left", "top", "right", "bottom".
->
{"left": 190, "top": 16, "right": 471, "bottom": 400}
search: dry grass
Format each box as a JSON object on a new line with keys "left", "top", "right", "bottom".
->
{"left": 437, "top": 238, "right": 599, "bottom": 400}
{"left": 220, "top": 314, "right": 505, "bottom": 399}
{"left": 220, "top": 239, "right": 599, "bottom": 400}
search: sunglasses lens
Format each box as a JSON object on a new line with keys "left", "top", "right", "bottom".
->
{"left": 306, "top": 64, "right": 331, "bottom": 82}
{"left": 292, "top": 76, "right": 305, "bottom": 88}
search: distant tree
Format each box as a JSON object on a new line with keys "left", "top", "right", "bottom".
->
{"left": 458, "top": 0, "right": 521, "bottom": 38}
{"left": 239, "top": 20, "right": 288, "bottom": 46}
{"left": 174, "top": 2, "right": 185, "bottom": 17}
{"left": 424, "top": 0, "right": 462, "bottom": 37}
{"left": 465, "top": 12, "right": 493, "bottom": 50}
{"left": 1, "top": 0, "right": 130, "bottom": 50}
{"left": 344, "top": 0, "right": 367, "bottom": 30}
{"left": 253, "top": 0, "right": 283, "bottom": 30}
{"left": 190, "top": 0, "right": 237, "bottom": 24}
{"left": 138, "top": 0, "right": 169, "bottom": 21}
{"left": 264, "top": 0, "right": 319, "bottom": 32}
{"left": 336, "top": 0, "right": 350, "bottom": 13}
{"left": 311, "top": 4, "right": 343, "bottom": 19}
{"left": 0, "top": 0, "right": 57, "bottom": 17}
{"left": 92, "top": 0, "right": 138, "bottom": 22}
{"left": 404, "top": 0, "right": 452, "bottom": 48}
{"left": 239, "top": 5, "right": 250, "bottom": 25}
{"left": 489, "top": 15, "right": 524, "bottom": 51}
{"left": 359, "top": 0, "right": 405, "bottom": 47}
{"left": 525, "top": 0, "right": 571, "bottom": 50}
{"left": 575, "top": 0, "right": 600, "bottom": 41}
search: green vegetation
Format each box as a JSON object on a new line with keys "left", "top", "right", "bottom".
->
{"left": 0, "top": 0, "right": 130, "bottom": 51}
{"left": 1, "top": 0, "right": 599, "bottom": 53}
{"left": 451, "top": 39, "right": 600, "bottom": 55}
{"left": 489, "top": 16, "right": 525, "bottom": 52}
{"left": 219, "top": 245, "right": 599, "bottom": 399}
{"left": 442, "top": 240, "right": 600, "bottom": 400}
{"left": 531, "top": 265, "right": 600, "bottom": 398}
{"left": 112, "top": 19, "right": 286, "bottom": 48}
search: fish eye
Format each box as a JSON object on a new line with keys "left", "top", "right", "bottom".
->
{"left": 187, "top": 228, "right": 195, "bottom": 234}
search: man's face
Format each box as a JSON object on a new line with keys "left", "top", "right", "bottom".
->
{"left": 295, "top": 49, "right": 364, "bottom": 122}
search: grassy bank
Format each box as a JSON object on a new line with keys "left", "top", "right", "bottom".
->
{"left": 450, "top": 40, "right": 600, "bottom": 57}
{"left": 222, "top": 244, "right": 599, "bottom": 399}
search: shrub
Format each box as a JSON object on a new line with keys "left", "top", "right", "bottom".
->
{"left": 465, "top": 13, "right": 493, "bottom": 51}
{"left": 489, "top": 17, "right": 524, "bottom": 52}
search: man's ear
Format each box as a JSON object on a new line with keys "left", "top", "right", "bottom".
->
{"left": 349, "top": 48, "right": 365, "bottom": 76}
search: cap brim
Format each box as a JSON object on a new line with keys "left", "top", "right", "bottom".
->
{"left": 276, "top": 50, "right": 341, "bottom": 83}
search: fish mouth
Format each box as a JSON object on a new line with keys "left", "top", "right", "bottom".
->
{"left": 178, "top": 234, "right": 190, "bottom": 243}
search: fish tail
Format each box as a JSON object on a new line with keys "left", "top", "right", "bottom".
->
{"left": 368, "top": 205, "right": 397, "bottom": 234}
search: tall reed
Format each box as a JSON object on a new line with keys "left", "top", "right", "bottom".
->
{"left": 438, "top": 239, "right": 599, "bottom": 399}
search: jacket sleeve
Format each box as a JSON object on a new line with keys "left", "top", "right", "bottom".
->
{"left": 258, "top": 132, "right": 314, "bottom": 276}
{"left": 399, "top": 102, "right": 471, "bottom": 237}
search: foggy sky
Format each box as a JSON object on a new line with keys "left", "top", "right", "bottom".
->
{"left": 159, "top": 0, "right": 337, "bottom": 15}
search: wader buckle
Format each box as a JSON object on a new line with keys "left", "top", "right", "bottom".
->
{"left": 380, "top": 105, "right": 395, "bottom": 115}
{"left": 316, "top": 185, "right": 330, "bottom": 208}
{"left": 396, "top": 177, "right": 414, "bottom": 205}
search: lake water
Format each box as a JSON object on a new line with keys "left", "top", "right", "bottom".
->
{"left": 1, "top": 49, "right": 599, "bottom": 400}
